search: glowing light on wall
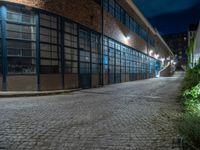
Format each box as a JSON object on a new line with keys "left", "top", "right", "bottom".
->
{"left": 149, "top": 50, "right": 153, "bottom": 56}
{"left": 154, "top": 54, "right": 159, "bottom": 59}
{"left": 160, "top": 58, "right": 165, "bottom": 62}
{"left": 125, "top": 36, "right": 130, "bottom": 40}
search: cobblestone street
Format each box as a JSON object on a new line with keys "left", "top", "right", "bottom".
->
{"left": 0, "top": 73, "right": 184, "bottom": 150}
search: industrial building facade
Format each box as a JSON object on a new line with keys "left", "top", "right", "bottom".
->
{"left": 0, "top": 0, "right": 173, "bottom": 91}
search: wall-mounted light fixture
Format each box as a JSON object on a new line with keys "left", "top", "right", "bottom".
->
{"left": 160, "top": 58, "right": 165, "bottom": 62}
{"left": 154, "top": 54, "right": 159, "bottom": 59}
{"left": 149, "top": 50, "right": 153, "bottom": 56}
{"left": 167, "top": 57, "right": 170, "bottom": 60}
{"left": 125, "top": 35, "right": 130, "bottom": 40}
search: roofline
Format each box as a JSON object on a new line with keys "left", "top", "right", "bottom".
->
{"left": 126, "top": 0, "right": 174, "bottom": 56}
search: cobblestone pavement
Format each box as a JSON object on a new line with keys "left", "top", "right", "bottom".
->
{"left": 0, "top": 72, "right": 184, "bottom": 150}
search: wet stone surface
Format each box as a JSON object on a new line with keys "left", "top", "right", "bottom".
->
{"left": 0, "top": 73, "right": 184, "bottom": 150}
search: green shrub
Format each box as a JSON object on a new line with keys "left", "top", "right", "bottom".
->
{"left": 178, "top": 64, "right": 200, "bottom": 148}
{"left": 178, "top": 113, "right": 200, "bottom": 147}
{"left": 182, "top": 64, "right": 200, "bottom": 91}
{"left": 183, "top": 83, "right": 200, "bottom": 114}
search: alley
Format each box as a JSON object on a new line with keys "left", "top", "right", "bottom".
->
{"left": 0, "top": 72, "right": 184, "bottom": 150}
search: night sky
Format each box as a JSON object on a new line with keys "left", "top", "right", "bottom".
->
{"left": 133, "top": 0, "right": 200, "bottom": 35}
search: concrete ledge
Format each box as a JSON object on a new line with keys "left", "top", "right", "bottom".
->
{"left": 0, "top": 89, "right": 81, "bottom": 98}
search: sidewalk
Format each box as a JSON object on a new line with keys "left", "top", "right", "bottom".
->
{"left": 0, "top": 89, "right": 81, "bottom": 98}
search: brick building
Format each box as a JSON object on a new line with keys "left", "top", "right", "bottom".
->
{"left": 0, "top": 0, "right": 173, "bottom": 91}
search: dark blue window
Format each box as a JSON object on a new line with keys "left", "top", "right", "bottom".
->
{"left": 109, "top": 0, "right": 115, "bottom": 16}
{"left": 39, "top": 13, "right": 61, "bottom": 73}
{"left": 130, "top": 18, "right": 136, "bottom": 33}
{"left": 91, "top": 33, "right": 101, "bottom": 74}
{"left": 125, "top": 13, "right": 130, "bottom": 28}
{"left": 0, "top": 9, "right": 2, "bottom": 74}
{"left": 103, "top": 37, "right": 108, "bottom": 73}
{"left": 6, "top": 6, "right": 36, "bottom": 74}
{"left": 103, "top": 0, "right": 109, "bottom": 12}
{"left": 64, "top": 21, "right": 78, "bottom": 74}
{"left": 115, "top": 3, "right": 121, "bottom": 21}
{"left": 120, "top": 8, "right": 126, "bottom": 24}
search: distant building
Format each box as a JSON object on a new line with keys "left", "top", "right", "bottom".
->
{"left": 188, "top": 23, "right": 198, "bottom": 46}
{"left": 193, "top": 22, "right": 200, "bottom": 65}
{"left": 163, "top": 32, "right": 188, "bottom": 68}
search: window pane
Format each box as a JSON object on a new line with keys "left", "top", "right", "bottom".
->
{"left": 64, "top": 21, "right": 78, "bottom": 74}
{"left": 6, "top": 6, "right": 36, "bottom": 74}
{"left": 40, "top": 13, "right": 61, "bottom": 74}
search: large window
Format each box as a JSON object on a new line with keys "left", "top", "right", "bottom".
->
{"left": 0, "top": 13, "right": 2, "bottom": 74}
{"left": 40, "top": 13, "right": 61, "bottom": 73}
{"left": 115, "top": 43, "right": 121, "bottom": 74}
{"left": 101, "top": 37, "right": 157, "bottom": 82}
{"left": 6, "top": 6, "right": 36, "bottom": 74}
{"left": 79, "top": 29, "right": 91, "bottom": 74}
{"left": 64, "top": 21, "right": 78, "bottom": 74}
{"left": 91, "top": 33, "right": 100, "bottom": 74}
{"left": 100, "top": 0, "right": 154, "bottom": 46}
{"left": 121, "top": 46, "right": 126, "bottom": 74}
{"left": 108, "top": 39, "right": 115, "bottom": 74}
{"left": 103, "top": 37, "right": 109, "bottom": 73}
{"left": 115, "top": 3, "right": 121, "bottom": 21}
{"left": 109, "top": 0, "right": 115, "bottom": 16}
{"left": 103, "top": 0, "right": 109, "bottom": 12}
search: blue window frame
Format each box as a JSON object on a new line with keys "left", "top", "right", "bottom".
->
{"left": 91, "top": 32, "right": 100, "bottom": 74}
{"left": 103, "top": 37, "right": 108, "bottom": 73}
{"left": 109, "top": 0, "right": 115, "bottom": 16}
{"left": 130, "top": 18, "right": 136, "bottom": 33}
{"left": 121, "top": 46, "right": 126, "bottom": 74}
{"left": 64, "top": 20, "right": 78, "bottom": 74}
{"left": 79, "top": 28, "right": 91, "bottom": 74}
{"left": 103, "top": 0, "right": 109, "bottom": 12}
{"left": 39, "top": 13, "right": 61, "bottom": 73}
{"left": 120, "top": 8, "right": 125, "bottom": 25}
{"left": 115, "top": 42, "right": 121, "bottom": 74}
{"left": 125, "top": 13, "right": 130, "bottom": 28}
{"left": 6, "top": 5, "right": 36, "bottom": 74}
{"left": 0, "top": 10, "right": 2, "bottom": 74}
{"left": 99, "top": 0, "right": 155, "bottom": 46}
{"left": 115, "top": 3, "right": 121, "bottom": 21}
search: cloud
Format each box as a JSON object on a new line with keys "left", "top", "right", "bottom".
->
{"left": 133, "top": 0, "right": 200, "bottom": 17}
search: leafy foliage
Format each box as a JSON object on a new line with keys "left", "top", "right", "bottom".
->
{"left": 178, "top": 113, "right": 200, "bottom": 147}
{"left": 182, "top": 64, "right": 200, "bottom": 91}
{"left": 178, "top": 62, "right": 200, "bottom": 148}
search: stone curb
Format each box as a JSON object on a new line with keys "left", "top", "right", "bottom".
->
{"left": 0, "top": 88, "right": 81, "bottom": 98}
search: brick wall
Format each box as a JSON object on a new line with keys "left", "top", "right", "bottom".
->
{"left": 4, "top": 0, "right": 173, "bottom": 57}
{"left": 3, "top": 0, "right": 151, "bottom": 54}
